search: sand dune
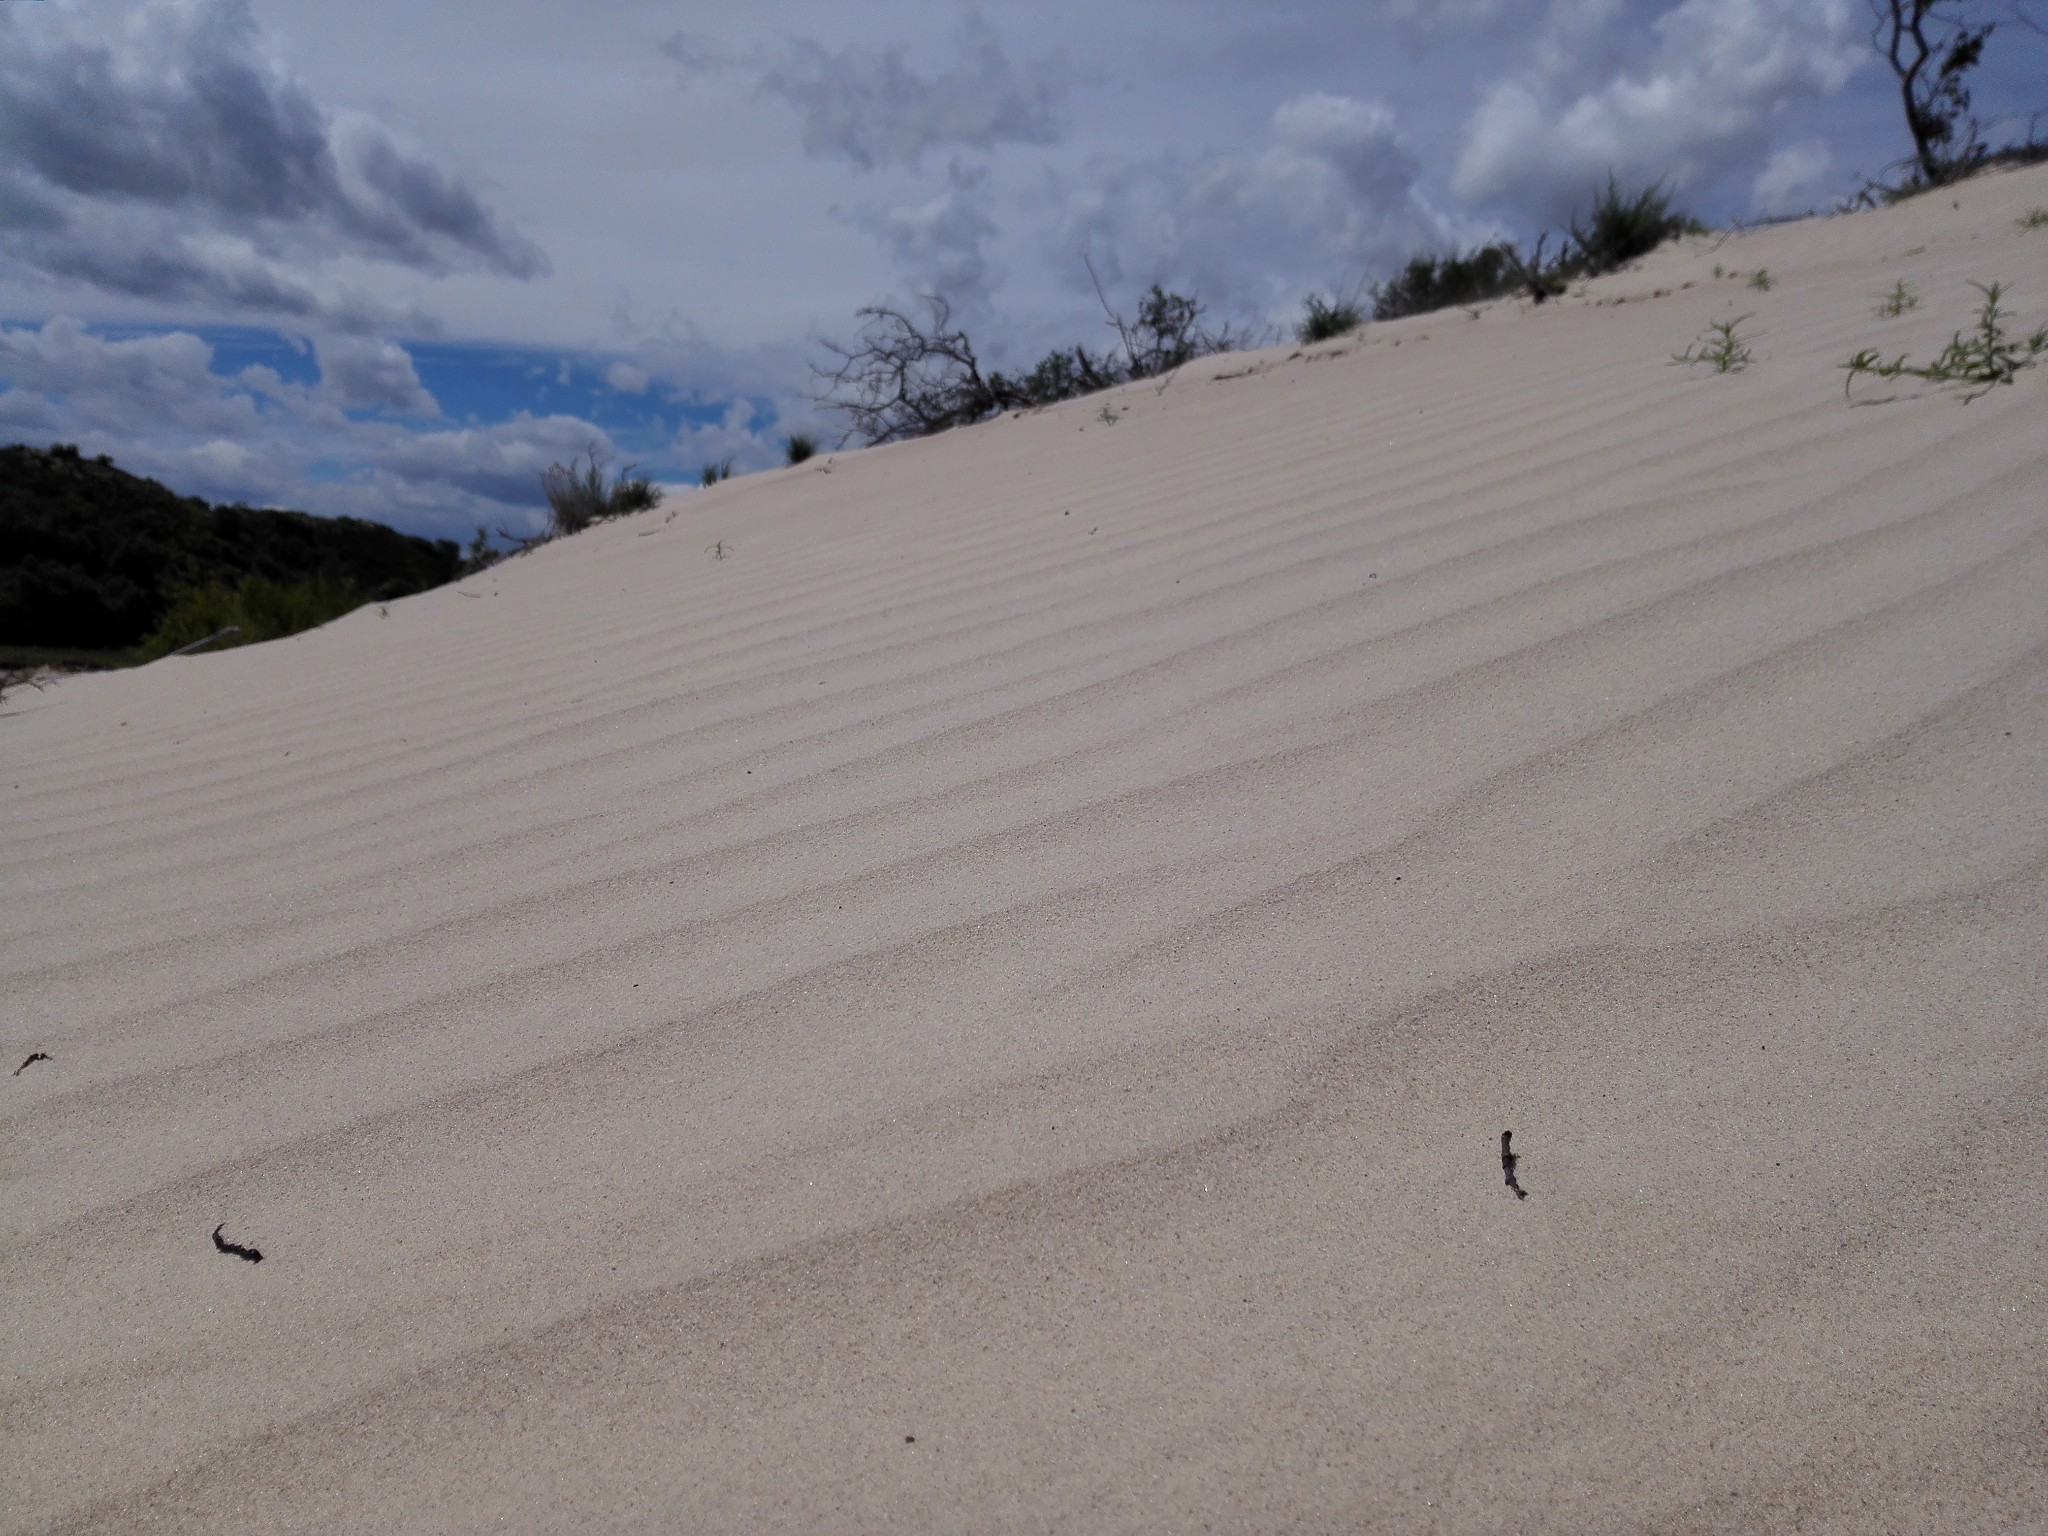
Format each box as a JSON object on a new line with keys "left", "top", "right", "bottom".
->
{"left": 5, "top": 166, "right": 2046, "bottom": 1532}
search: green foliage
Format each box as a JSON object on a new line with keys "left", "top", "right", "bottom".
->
{"left": 784, "top": 433, "right": 818, "bottom": 465}
{"left": 0, "top": 442, "right": 458, "bottom": 651}
{"left": 1672, "top": 316, "right": 1755, "bottom": 373}
{"left": 1297, "top": 292, "right": 1365, "bottom": 341}
{"left": 2019, "top": 208, "right": 2048, "bottom": 231}
{"left": 1568, "top": 177, "right": 1700, "bottom": 275}
{"left": 1877, "top": 280, "right": 1920, "bottom": 317}
{"left": 1843, "top": 280, "right": 2048, "bottom": 400}
{"left": 1371, "top": 246, "right": 1523, "bottom": 321}
{"left": 1748, "top": 268, "right": 1773, "bottom": 291}
{"left": 699, "top": 459, "right": 734, "bottom": 487}
{"left": 139, "top": 574, "right": 366, "bottom": 660}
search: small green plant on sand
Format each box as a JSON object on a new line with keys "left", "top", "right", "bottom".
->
{"left": 1877, "top": 280, "right": 1920, "bottom": 317}
{"left": 2018, "top": 208, "right": 2048, "bottom": 231}
{"left": 1097, "top": 403, "right": 1122, "bottom": 425}
{"left": 1748, "top": 268, "right": 1773, "bottom": 291}
{"left": 1843, "top": 281, "right": 2048, "bottom": 401}
{"left": 1673, "top": 315, "right": 1754, "bottom": 373}
{"left": 699, "top": 458, "right": 734, "bottom": 486}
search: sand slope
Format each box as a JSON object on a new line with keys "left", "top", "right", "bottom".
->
{"left": 5, "top": 167, "right": 2047, "bottom": 1533}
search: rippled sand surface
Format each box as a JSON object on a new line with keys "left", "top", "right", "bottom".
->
{"left": 6, "top": 166, "right": 2046, "bottom": 1533}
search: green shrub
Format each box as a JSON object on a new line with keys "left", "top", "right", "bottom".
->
{"left": 1672, "top": 316, "right": 1755, "bottom": 373}
{"left": 784, "top": 433, "right": 818, "bottom": 465}
{"left": 1844, "top": 280, "right": 2048, "bottom": 400}
{"left": 139, "top": 574, "right": 365, "bottom": 659}
{"left": 1567, "top": 177, "right": 1700, "bottom": 276}
{"left": 1297, "top": 293, "right": 1364, "bottom": 342}
{"left": 1371, "top": 245, "right": 1524, "bottom": 321}
{"left": 699, "top": 458, "right": 734, "bottom": 487}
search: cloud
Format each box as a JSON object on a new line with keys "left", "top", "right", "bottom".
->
{"left": 1451, "top": 0, "right": 1867, "bottom": 224}
{"left": 0, "top": 0, "right": 544, "bottom": 321}
{"left": 1047, "top": 92, "right": 1461, "bottom": 320}
{"left": 0, "top": 315, "right": 261, "bottom": 437}
{"left": 1750, "top": 138, "right": 1833, "bottom": 214}
{"left": 853, "top": 160, "right": 1003, "bottom": 311}
{"left": 374, "top": 414, "right": 610, "bottom": 511}
{"left": 669, "top": 13, "right": 1065, "bottom": 171}
{"left": 315, "top": 335, "right": 439, "bottom": 416}
{"left": 604, "top": 360, "right": 650, "bottom": 394}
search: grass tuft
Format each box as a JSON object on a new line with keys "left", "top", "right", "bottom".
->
{"left": 2018, "top": 208, "right": 2048, "bottom": 231}
{"left": 1297, "top": 292, "right": 1364, "bottom": 343}
{"left": 784, "top": 433, "right": 817, "bottom": 465}
{"left": 1876, "top": 280, "right": 1920, "bottom": 317}
{"left": 1843, "top": 280, "right": 2048, "bottom": 401}
{"left": 1570, "top": 176, "right": 1701, "bottom": 276}
{"left": 699, "top": 458, "right": 735, "bottom": 487}
{"left": 1748, "top": 268, "right": 1773, "bottom": 291}
{"left": 1672, "top": 316, "right": 1755, "bottom": 373}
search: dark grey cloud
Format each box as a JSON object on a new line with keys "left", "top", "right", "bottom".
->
{"left": 0, "top": 0, "right": 544, "bottom": 322}
{"left": 668, "top": 13, "right": 1066, "bottom": 171}
{"left": 852, "top": 161, "right": 1003, "bottom": 312}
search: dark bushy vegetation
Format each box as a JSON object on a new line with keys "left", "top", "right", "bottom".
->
{"left": 1297, "top": 293, "right": 1365, "bottom": 342}
{"left": 784, "top": 433, "right": 818, "bottom": 465}
{"left": 0, "top": 443, "right": 459, "bottom": 656}
{"left": 1567, "top": 177, "right": 1700, "bottom": 275}
{"left": 815, "top": 280, "right": 1248, "bottom": 447}
{"left": 1369, "top": 179, "right": 1700, "bottom": 324}
{"left": 1372, "top": 246, "right": 1524, "bottom": 321}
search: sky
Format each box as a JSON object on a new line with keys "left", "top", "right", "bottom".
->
{"left": 1, "top": 0, "right": 2043, "bottom": 544}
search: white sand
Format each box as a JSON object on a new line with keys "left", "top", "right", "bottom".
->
{"left": 5, "top": 166, "right": 2046, "bottom": 1533}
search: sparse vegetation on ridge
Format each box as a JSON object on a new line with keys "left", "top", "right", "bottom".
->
{"left": 1297, "top": 292, "right": 1365, "bottom": 342}
{"left": 784, "top": 433, "right": 818, "bottom": 465}
{"left": 1365, "top": 178, "right": 1701, "bottom": 326}
{"left": 814, "top": 277, "right": 1250, "bottom": 448}
{"left": 1878, "top": 280, "right": 1921, "bottom": 316}
{"left": 539, "top": 448, "right": 662, "bottom": 537}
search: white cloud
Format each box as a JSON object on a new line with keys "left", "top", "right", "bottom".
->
{"left": 1451, "top": 0, "right": 1867, "bottom": 224}
{"left": 0, "top": 316, "right": 260, "bottom": 437}
{"left": 315, "top": 334, "right": 438, "bottom": 415}
{"left": 604, "top": 360, "right": 649, "bottom": 394}
{"left": 374, "top": 414, "right": 608, "bottom": 512}
{"left": 1750, "top": 138, "right": 1833, "bottom": 214}
{"left": 1048, "top": 92, "right": 1461, "bottom": 322}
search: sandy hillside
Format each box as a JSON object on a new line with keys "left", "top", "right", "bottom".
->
{"left": 5, "top": 166, "right": 2047, "bottom": 1533}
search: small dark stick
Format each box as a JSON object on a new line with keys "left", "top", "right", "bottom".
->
{"left": 1501, "top": 1130, "right": 1528, "bottom": 1200}
{"left": 212, "top": 1224, "right": 264, "bottom": 1263}
{"left": 13, "top": 1052, "right": 51, "bottom": 1075}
